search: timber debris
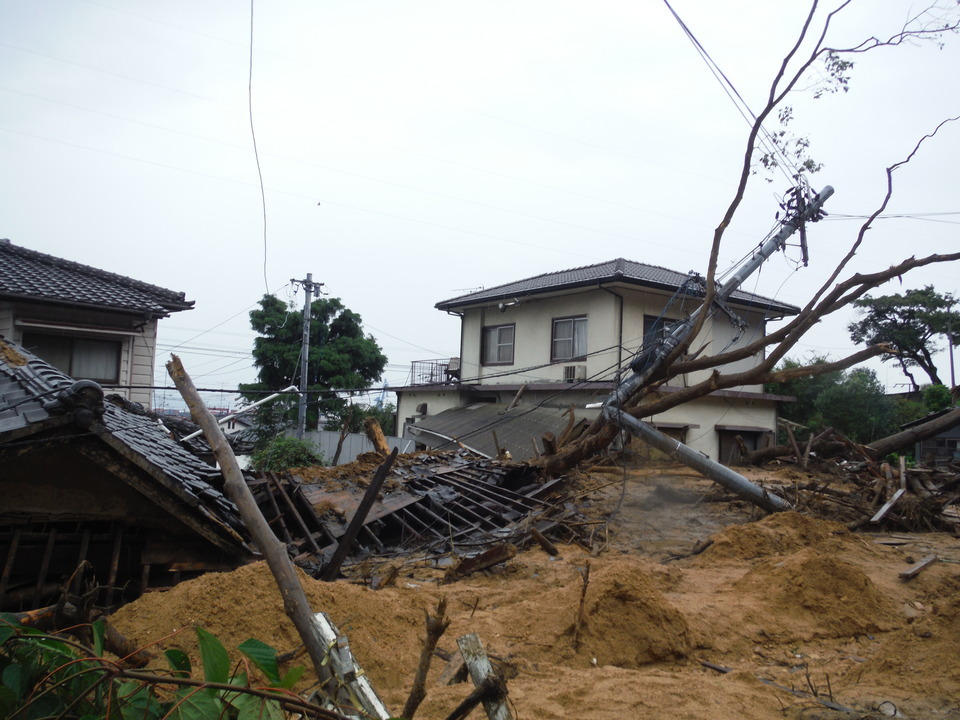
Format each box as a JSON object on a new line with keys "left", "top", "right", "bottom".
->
{"left": 260, "top": 450, "right": 588, "bottom": 582}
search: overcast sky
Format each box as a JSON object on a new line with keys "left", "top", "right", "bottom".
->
{"left": 2, "top": 0, "right": 958, "bottom": 411}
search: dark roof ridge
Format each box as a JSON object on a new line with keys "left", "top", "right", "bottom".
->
{"left": 434, "top": 257, "right": 797, "bottom": 316}
{"left": 437, "top": 258, "right": 678, "bottom": 303}
{"left": 0, "top": 239, "right": 190, "bottom": 306}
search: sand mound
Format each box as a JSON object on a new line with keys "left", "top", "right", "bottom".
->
{"left": 110, "top": 561, "right": 427, "bottom": 695}
{"left": 733, "top": 547, "right": 899, "bottom": 639}
{"left": 847, "top": 573, "right": 960, "bottom": 712}
{"left": 694, "top": 511, "right": 848, "bottom": 561}
{"left": 575, "top": 558, "right": 693, "bottom": 667}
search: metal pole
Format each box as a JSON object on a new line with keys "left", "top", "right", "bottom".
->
{"left": 603, "top": 407, "right": 791, "bottom": 512}
{"left": 591, "top": 185, "right": 834, "bottom": 512}
{"left": 297, "top": 273, "right": 314, "bottom": 439}
{"left": 948, "top": 309, "right": 956, "bottom": 389}
{"left": 605, "top": 185, "right": 834, "bottom": 409}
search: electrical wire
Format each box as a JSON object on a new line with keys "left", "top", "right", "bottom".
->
{"left": 247, "top": 0, "right": 269, "bottom": 295}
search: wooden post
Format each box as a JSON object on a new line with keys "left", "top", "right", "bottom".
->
{"left": 1, "top": 528, "right": 21, "bottom": 606}
{"left": 33, "top": 528, "right": 57, "bottom": 607}
{"left": 166, "top": 354, "right": 357, "bottom": 707}
{"left": 456, "top": 633, "right": 513, "bottom": 720}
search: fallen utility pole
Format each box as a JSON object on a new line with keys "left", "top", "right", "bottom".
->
{"left": 599, "top": 185, "right": 835, "bottom": 512}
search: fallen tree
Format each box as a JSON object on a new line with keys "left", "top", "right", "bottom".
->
{"left": 534, "top": 2, "right": 960, "bottom": 481}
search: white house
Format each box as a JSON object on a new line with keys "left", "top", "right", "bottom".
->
{"left": 396, "top": 258, "right": 797, "bottom": 463}
{"left": 0, "top": 239, "right": 193, "bottom": 408}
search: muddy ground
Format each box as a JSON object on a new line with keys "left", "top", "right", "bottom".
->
{"left": 111, "top": 463, "right": 960, "bottom": 719}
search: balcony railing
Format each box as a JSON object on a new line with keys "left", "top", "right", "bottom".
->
{"left": 410, "top": 358, "right": 460, "bottom": 386}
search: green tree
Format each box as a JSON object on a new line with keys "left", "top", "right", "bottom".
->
{"left": 922, "top": 383, "right": 954, "bottom": 413}
{"left": 239, "top": 294, "right": 387, "bottom": 431}
{"left": 323, "top": 400, "right": 396, "bottom": 436}
{"left": 814, "top": 368, "right": 896, "bottom": 443}
{"left": 764, "top": 354, "right": 842, "bottom": 431}
{"left": 848, "top": 286, "right": 960, "bottom": 391}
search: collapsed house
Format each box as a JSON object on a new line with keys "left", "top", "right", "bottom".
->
{"left": 0, "top": 337, "right": 251, "bottom": 612}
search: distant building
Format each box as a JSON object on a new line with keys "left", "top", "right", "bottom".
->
{"left": 0, "top": 239, "right": 193, "bottom": 407}
{"left": 397, "top": 258, "right": 797, "bottom": 462}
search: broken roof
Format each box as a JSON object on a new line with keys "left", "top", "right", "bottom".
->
{"left": 435, "top": 257, "right": 799, "bottom": 316}
{"left": 0, "top": 336, "right": 246, "bottom": 552}
{"left": 404, "top": 403, "right": 587, "bottom": 460}
{"left": 0, "top": 238, "right": 194, "bottom": 318}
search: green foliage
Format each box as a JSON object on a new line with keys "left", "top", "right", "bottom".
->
{"left": 251, "top": 435, "right": 324, "bottom": 471}
{"left": 814, "top": 368, "right": 896, "bottom": 443}
{"left": 767, "top": 359, "right": 926, "bottom": 444}
{"left": 323, "top": 401, "right": 397, "bottom": 437}
{"left": 0, "top": 617, "right": 315, "bottom": 720}
{"left": 239, "top": 294, "right": 387, "bottom": 431}
{"left": 922, "top": 383, "right": 954, "bottom": 412}
{"left": 765, "top": 354, "right": 842, "bottom": 431}
{"left": 848, "top": 286, "right": 959, "bottom": 390}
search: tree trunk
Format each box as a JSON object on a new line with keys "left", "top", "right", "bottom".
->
{"left": 166, "top": 355, "right": 336, "bottom": 692}
{"left": 364, "top": 417, "right": 391, "bottom": 456}
{"left": 865, "top": 406, "right": 960, "bottom": 460}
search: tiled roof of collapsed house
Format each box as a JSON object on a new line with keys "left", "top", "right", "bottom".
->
{"left": 0, "top": 337, "right": 246, "bottom": 549}
{"left": 435, "top": 257, "right": 800, "bottom": 316}
{"left": 0, "top": 238, "right": 193, "bottom": 317}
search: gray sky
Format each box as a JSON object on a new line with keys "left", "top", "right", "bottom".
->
{"left": 2, "top": 0, "right": 958, "bottom": 410}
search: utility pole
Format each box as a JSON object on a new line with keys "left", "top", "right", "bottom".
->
{"left": 597, "top": 185, "right": 835, "bottom": 512}
{"left": 294, "top": 273, "right": 323, "bottom": 439}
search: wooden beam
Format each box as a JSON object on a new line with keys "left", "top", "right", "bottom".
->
{"left": 900, "top": 554, "right": 938, "bottom": 580}
{"left": 33, "top": 528, "right": 57, "bottom": 606}
{"left": 456, "top": 633, "right": 513, "bottom": 720}
{"left": 1, "top": 528, "right": 22, "bottom": 607}
{"left": 321, "top": 449, "right": 398, "bottom": 581}
{"left": 871, "top": 488, "right": 906, "bottom": 523}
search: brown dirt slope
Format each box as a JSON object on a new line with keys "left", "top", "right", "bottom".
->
{"left": 111, "top": 472, "right": 960, "bottom": 720}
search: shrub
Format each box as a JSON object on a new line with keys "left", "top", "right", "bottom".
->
{"left": 251, "top": 436, "right": 324, "bottom": 471}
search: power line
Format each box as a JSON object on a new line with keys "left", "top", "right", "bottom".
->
{"left": 247, "top": 0, "right": 269, "bottom": 295}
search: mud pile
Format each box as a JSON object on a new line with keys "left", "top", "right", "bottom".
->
{"left": 111, "top": 500, "right": 960, "bottom": 719}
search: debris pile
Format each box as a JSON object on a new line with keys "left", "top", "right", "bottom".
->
{"left": 262, "top": 450, "right": 594, "bottom": 581}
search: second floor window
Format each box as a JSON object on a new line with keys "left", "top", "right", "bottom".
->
{"left": 481, "top": 324, "right": 515, "bottom": 365}
{"left": 22, "top": 332, "right": 122, "bottom": 384}
{"left": 552, "top": 316, "right": 587, "bottom": 361}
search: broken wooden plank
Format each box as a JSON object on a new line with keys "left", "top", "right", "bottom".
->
{"left": 268, "top": 472, "right": 323, "bottom": 554}
{"left": 871, "top": 488, "right": 906, "bottom": 523}
{"left": 309, "top": 611, "right": 392, "bottom": 719}
{"left": 456, "top": 633, "right": 513, "bottom": 720}
{"left": 437, "top": 652, "right": 468, "bottom": 686}
{"left": 444, "top": 544, "right": 517, "bottom": 583}
{"left": 899, "top": 554, "right": 938, "bottom": 580}
{"left": 321, "top": 448, "right": 398, "bottom": 581}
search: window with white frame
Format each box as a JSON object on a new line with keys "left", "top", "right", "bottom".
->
{"left": 21, "top": 331, "right": 122, "bottom": 384}
{"left": 481, "top": 324, "right": 515, "bottom": 365}
{"left": 552, "top": 316, "right": 587, "bottom": 361}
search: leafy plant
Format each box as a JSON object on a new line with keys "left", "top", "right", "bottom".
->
{"left": 251, "top": 436, "right": 325, "bottom": 471}
{"left": 0, "top": 614, "right": 332, "bottom": 720}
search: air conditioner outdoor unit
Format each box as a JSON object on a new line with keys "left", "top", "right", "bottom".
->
{"left": 563, "top": 365, "right": 587, "bottom": 382}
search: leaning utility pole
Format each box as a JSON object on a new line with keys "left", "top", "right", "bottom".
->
{"left": 599, "top": 185, "right": 835, "bottom": 512}
{"left": 294, "top": 273, "right": 323, "bottom": 439}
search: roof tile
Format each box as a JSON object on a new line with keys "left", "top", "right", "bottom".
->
{"left": 0, "top": 239, "right": 193, "bottom": 318}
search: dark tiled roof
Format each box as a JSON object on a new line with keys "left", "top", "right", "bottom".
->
{"left": 435, "top": 257, "right": 798, "bottom": 315}
{"left": 0, "top": 337, "right": 244, "bottom": 540}
{"left": 0, "top": 239, "right": 193, "bottom": 318}
{"left": 405, "top": 403, "right": 586, "bottom": 461}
